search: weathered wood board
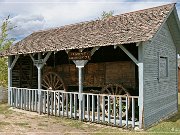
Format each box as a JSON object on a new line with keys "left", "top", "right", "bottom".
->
{"left": 43, "top": 61, "right": 135, "bottom": 89}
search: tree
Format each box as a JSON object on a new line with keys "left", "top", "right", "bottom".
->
{"left": 0, "top": 16, "right": 15, "bottom": 87}
{"left": 100, "top": 10, "right": 114, "bottom": 19}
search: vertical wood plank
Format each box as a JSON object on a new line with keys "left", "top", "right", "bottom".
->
{"left": 97, "top": 95, "right": 100, "bottom": 123}
{"left": 24, "top": 89, "right": 26, "bottom": 110}
{"left": 43, "top": 91, "right": 46, "bottom": 113}
{"left": 20, "top": 89, "right": 24, "bottom": 109}
{"left": 66, "top": 93, "right": 68, "bottom": 117}
{"left": 87, "top": 94, "right": 90, "bottom": 121}
{"left": 35, "top": 90, "right": 37, "bottom": 112}
{"left": 20, "top": 89, "right": 23, "bottom": 109}
{"left": 102, "top": 96, "right": 105, "bottom": 123}
{"left": 113, "top": 96, "right": 116, "bottom": 126}
{"left": 10, "top": 88, "right": 13, "bottom": 106}
{"left": 47, "top": 91, "right": 50, "bottom": 115}
{"left": 74, "top": 94, "right": 77, "bottom": 118}
{"left": 92, "top": 95, "right": 95, "bottom": 122}
{"left": 58, "top": 92, "right": 60, "bottom": 116}
{"left": 8, "top": 56, "right": 12, "bottom": 105}
{"left": 138, "top": 44, "right": 144, "bottom": 129}
{"left": 26, "top": 90, "right": 29, "bottom": 110}
{"left": 132, "top": 97, "right": 135, "bottom": 128}
{"left": 17, "top": 88, "right": 20, "bottom": 108}
{"left": 29, "top": 90, "right": 31, "bottom": 111}
{"left": 126, "top": 96, "right": 128, "bottom": 128}
{"left": 32, "top": 90, "right": 34, "bottom": 111}
{"left": 70, "top": 93, "right": 72, "bottom": 118}
{"left": 62, "top": 93, "right": 64, "bottom": 116}
{"left": 108, "top": 96, "right": 110, "bottom": 124}
{"left": 16, "top": 88, "right": 18, "bottom": 107}
{"left": 54, "top": 92, "right": 57, "bottom": 116}
{"left": 119, "top": 97, "right": 122, "bottom": 127}
{"left": 51, "top": 92, "right": 53, "bottom": 115}
{"left": 82, "top": 94, "right": 85, "bottom": 120}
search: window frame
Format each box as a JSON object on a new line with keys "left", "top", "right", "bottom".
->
{"left": 158, "top": 53, "right": 169, "bottom": 82}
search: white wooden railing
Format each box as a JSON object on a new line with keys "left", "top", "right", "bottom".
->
{"left": 10, "top": 87, "right": 139, "bottom": 128}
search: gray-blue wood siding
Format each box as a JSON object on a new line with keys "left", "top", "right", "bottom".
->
{"left": 143, "top": 21, "right": 178, "bottom": 128}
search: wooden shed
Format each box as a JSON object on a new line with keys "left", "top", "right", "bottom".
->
{"left": 1, "top": 3, "right": 180, "bottom": 129}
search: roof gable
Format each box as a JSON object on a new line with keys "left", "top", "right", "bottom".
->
{"left": 166, "top": 7, "right": 180, "bottom": 53}
{"left": 0, "top": 3, "right": 176, "bottom": 56}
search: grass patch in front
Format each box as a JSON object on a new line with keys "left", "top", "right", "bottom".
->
{"left": 0, "top": 121, "right": 10, "bottom": 126}
{"left": 14, "top": 122, "right": 29, "bottom": 126}
{"left": 38, "top": 123, "right": 48, "bottom": 127}
{"left": 0, "top": 103, "right": 13, "bottom": 117}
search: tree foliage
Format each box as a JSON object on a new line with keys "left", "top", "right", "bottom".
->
{"left": 100, "top": 10, "right": 114, "bottom": 19}
{"left": 0, "top": 16, "right": 15, "bottom": 87}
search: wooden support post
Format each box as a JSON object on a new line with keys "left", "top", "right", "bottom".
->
{"left": 78, "top": 66, "right": 83, "bottom": 120}
{"left": 8, "top": 56, "right": 12, "bottom": 105}
{"left": 138, "top": 43, "right": 144, "bottom": 129}
{"left": 37, "top": 53, "right": 42, "bottom": 114}
{"left": 73, "top": 60, "right": 87, "bottom": 121}
{"left": 30, "top": 52, "right": 51, "bottom": 114}
{"left": 8, "top": 55, "right": 19, "bottom": 105}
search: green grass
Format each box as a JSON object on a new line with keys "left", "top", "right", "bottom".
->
{"left": 0, "top": 103, "right": 13, "bottom": 116}
{"left": 0, "top": 121, "right": 10, "bottom": 126}
{"left": 13, "top": 122, "right": 31, "bottom": 128}
{"left": 14, "top": 122, "right": 29, "bottom": 126}
{"left": 37, "top": 123, "right": 48, "bottom": 127}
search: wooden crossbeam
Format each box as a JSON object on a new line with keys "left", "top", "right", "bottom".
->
{"left": 10, "top": 55, "right": 19, "bottom": 69}
{"left": 118, "top": 45, "right": 138, "bottom": 65}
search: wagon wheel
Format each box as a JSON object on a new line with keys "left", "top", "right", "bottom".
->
{"left": 42, "top": 72, "right": 67, "bottom": 110}
{"left": 42, "top": 72, "right": 67, "bottom": 91}
{"left": 100, "top": 84, "right": 131, "bottom": 119}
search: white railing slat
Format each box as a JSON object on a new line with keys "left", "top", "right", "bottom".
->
{"left": 97, "top": 95, "right": 100, "bottom": 122}
{"left": 113, "top": 96, "right": 116, "bottom": 126}
{"left": 66, "top": 93, "right": 68, "bottom": 117}
{"left": 126, "top": 96, "right": 128, "bottom": 128}
{"left": 108, "top": 96, "right": 110, "bottom": 123}
{"left": 92, "top": 95, "right": 95, "bottom": 122}
{"left": 70, "top": 93, "right": 72, "bottom": 118}
{"left": 47, "top": 91, "right": 50, "bottom": 115}
{"left": 102, "top": 96, "right": 105, "bottom": 123}
{"left": 62, "top": 93, "right": 64, "bottom": 116}
{"left": 119, "top": 97, "right": 122, "bottom": 127}
{"left": 9, "top": 87, "right": 139, "bottom": 129}
{"left": 132, "top": 97, "right": 135, "bottom": 128}
{"left": 87, "top": 94, "right": 90, "bottom": 121}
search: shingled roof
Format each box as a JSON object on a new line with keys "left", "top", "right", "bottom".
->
{"left": 0, "top": 3, "right": 176, "bottom": 56}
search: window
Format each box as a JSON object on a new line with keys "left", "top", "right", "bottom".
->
{"left": 159, "top": 55, "right": 169, "bottom": 81}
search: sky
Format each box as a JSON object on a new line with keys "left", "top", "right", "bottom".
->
{"left": 0, "top": 0, "right": 179, "bottom": 42}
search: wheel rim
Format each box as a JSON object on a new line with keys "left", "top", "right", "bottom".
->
{"left": 42, "top": 72, "right": 66, "bottom": 91}
{"left": 100, "top": 84, "right": 131, "bottom": 119}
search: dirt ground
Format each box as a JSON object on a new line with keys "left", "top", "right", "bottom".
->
{"left": 0, "top": 104, "right": 131, "bottom": 135}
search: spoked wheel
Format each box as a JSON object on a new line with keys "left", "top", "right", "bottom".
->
{"left": 100, "top": 84, "right": 131, "bottom": 119}
{"left": 42, "top": 72, "right": 67, "bottom": 91}
{"left": 42, "top": 72, "right": 67, "bottom": 110}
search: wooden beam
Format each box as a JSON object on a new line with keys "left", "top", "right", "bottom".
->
{"left": 8, "top": 56, "right": 12, "bottom": 105}
{"left": 10, "top": 55, "right": 19, "bottom": 69}
{"left": 118, "top": 45, "right": 138, "bottom": 65}
{"left": 42, "top": 52, "right": 52, "bottom": 67}
{"left": 138, "top": 42, "right": 144, "bottom": 129}
{"left": 90, "top": 47, "right": 99, "bottom": 56}
{"left": 29, "top": 54, "right": 35, "bottom": 63}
